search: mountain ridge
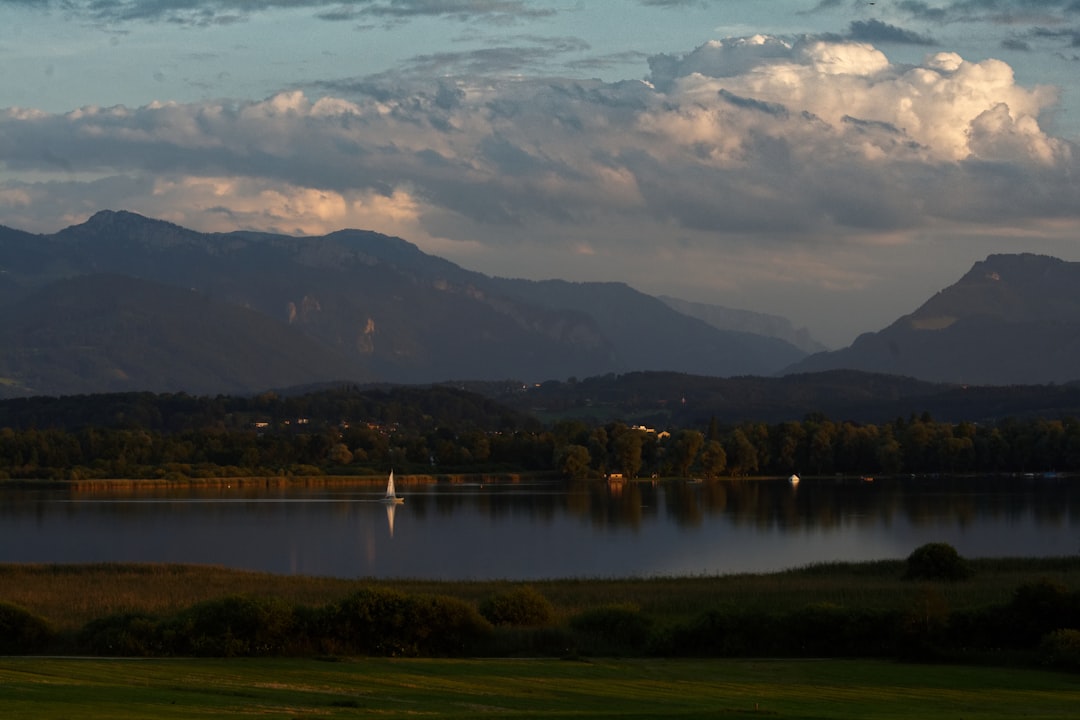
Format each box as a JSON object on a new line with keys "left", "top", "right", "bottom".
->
{"left": 0, "top": 210, "right": 808, "bottom": 397}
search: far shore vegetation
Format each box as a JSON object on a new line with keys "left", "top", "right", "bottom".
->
{"left": 3, "top": 385, "right": 1080, "bottom": 482}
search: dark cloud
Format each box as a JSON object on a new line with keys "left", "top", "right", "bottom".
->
{"left": 847, "top": 19, "right": 937, "bottom": 45}
{"left": 842, "top": 115, "right": 904, "bottom": 135}
{"left": 638, "top": 0, "right": 707, "bottom": 7}
{"left": 312, "top": 35, "right": 589, "bottom": 81}
{"left": 898, "top": 0, "right": 1080, "bottom": 23}
{"left": 1031, "top": 25, "right": 1080, "bottom": 44}
{"left": 718, "top": 89, "right": 789, "bottom": 118}
{"left": 5, "top": 0, "right": 555, "bottom": 27}
{"left": 896, "top": 2, "right": 949, "bottom": 22}
{"left": 1002, "top": 37, "right": 1033, "bottom": 49}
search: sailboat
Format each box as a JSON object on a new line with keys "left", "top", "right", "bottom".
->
{"left": 382, "top": 469, "right": 405, "bottom": 504}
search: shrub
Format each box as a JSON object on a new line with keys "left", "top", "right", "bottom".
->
{"left": 903, "top": 543, "right": 972, "bottom": 581}
{"left": 323, "top": 587, "right": 491, "bottom": 657}
{"left": 163, "top": 595, "right": 297, "bottom": 657}
{"left": 0, "top": 601, "right": 53, "bottom": 654}
{"left": 1040, "top": 628, "right": 1080, "bottom": 669}
{"left": 1005, "top": 579, "right": 1080, "bottom": 648}
{"left": 663, "top": 608, "right": 777, "bottom": 657}
{"left": 78, "top": 612, "right": 161, "bottom": 656}
{"left": 407, "top": 594, "right": 494, "bottom": 656}
{"left": 479, "top": 586, "right": 555, "bottom": 627}
{"left": 323, "top": 587, "right": 413, "bottom": 656}
{"left": 570, "top": 604, "right": 654, "bottom": 655}
{"left": 787, "top": 603, "right": 899, "bottom": 657}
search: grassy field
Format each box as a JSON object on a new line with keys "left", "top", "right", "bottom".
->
{"left": 3, "top": 557, "right": 1079, "bottom": 634}
{"left": 1, "top": 656, "right": 1078, "bottom": 719}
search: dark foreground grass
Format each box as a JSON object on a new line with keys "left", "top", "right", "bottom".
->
{"left": 1, "top": 656, "right": 1077, "bottom": 720}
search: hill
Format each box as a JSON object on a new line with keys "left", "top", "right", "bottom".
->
{"left": 784, "top": 254, "right": 1080, "bottom": 385}
{"left": 486, "top": 370, "right": 1080, "bottom": 425}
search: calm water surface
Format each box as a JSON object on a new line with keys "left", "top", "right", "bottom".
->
{"left": 2, "top": 476, "right": 1077, "bottom": 579}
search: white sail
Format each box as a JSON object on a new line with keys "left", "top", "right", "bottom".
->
{"left": 382, "top": 469, "right": 404, "bottom": 504}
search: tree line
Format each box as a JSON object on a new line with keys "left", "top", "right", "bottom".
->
{"left": 3, "top": 385, "right": 1080, "bottom": 479}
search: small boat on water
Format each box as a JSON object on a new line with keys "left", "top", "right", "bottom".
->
{"left": 382, "top": 469, "right": 404, "bottom": 504}
{"left": 788, "top": 474, "right": 800, "bottom": 485}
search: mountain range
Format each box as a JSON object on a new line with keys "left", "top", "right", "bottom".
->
{"left": 0, "top": 210, "right": 806, "bottom": 398}
{"left": 1, "top": 211, "right": 1077, "bottom": 399}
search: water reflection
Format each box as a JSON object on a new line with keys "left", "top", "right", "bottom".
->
{"left": 0, "top": 476, "right": 1076, "bottom": 579}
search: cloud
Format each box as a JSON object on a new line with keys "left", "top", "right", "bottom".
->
{"left": 846, "top": 19, "right": 937, "bottom": 45}
{"left": 4, "top": 0, "right": 556, "bottom": 27}
{"left": 1, "top": 35, "right": 1077, "bottom": 346}
{"left": 897, "top": 0, "right": 1080, "bottom": 24}
{"left": 2, "top": 38, "right": 1074, "bottom": 233}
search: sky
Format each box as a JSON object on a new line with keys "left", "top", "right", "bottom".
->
{"left": 2, "top": 1, "right": 1080, "bottom": 348}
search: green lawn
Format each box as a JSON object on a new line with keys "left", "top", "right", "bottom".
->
{"left": 1, "top": 657, "right": 1077, "bottom": 719}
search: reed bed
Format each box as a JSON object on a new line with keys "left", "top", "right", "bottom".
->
{"left": 3, "top": 556, "right": 1078, "bottom": 633}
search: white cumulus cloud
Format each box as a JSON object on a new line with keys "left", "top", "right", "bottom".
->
{"left": 1, "top": 36, "right": 1078, "bottom": 345}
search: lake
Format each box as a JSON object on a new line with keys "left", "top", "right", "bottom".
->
{"left": 1, "top": 475, "right": 1077, "bottom": 579}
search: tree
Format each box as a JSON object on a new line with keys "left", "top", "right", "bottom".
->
{"left": 613, "top": 430, "right": 643, "bottom": 479}
{"left": 554, "top": 444, "right": 591, "bottom": 480}
{"left": 699, "top": 440, "right": 727, "bottom": 479}
{"left": 671, "top": 430, "right": 704, "bottom": 478}
{"left": 903, "top": 543, "right": 971, "bottom": 581}
{"left": 725, "top": 429, "right": 759, "bottom": 477}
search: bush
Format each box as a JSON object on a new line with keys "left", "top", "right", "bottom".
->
{"left": 663, "top": 608, "right": 779, "bottom": 657}
{"left": 479, "top": 586, "right": 555, "bottom": 627}
{"left": 162, "top": 595, "right": 297, "bottom": 657}
{"left": 787, "top": 603, "right": 899, "bottom": 657}
{"left": 78, "top": 612, "right": 161, "bottom": 656}
{"left": 569, "top": 604, "right": 654, "bottom": 655}
{"left": 1040, "top": 628, "right": 1080, "bottom": 669}
{"left": 323, "top": 587, "right": 492, "bottom": 657}
{"left": 1004, "top": 579, "right": 1080, "bottom": 648}
{"left": 414, "top": 594, "right": 494, "bottom": 656}
{"left": 0, "top": 601, "right": 53, "bottom": 654}
{"left": 322, "top": 587, "right": 414, "bottom": 656}
{"left": 903, "top": 543, "right": 972, "bottom": 581}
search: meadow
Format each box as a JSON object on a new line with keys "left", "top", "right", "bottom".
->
{"left": 1, "top": 655, "right": 1078, "bottom": 720}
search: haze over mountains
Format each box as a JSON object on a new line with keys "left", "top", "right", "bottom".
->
{"left": 1, "top": 211, "right": 1076, "bottom": 399}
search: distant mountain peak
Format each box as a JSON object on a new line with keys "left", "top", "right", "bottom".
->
{"left": 784, "top": 252, "right": 1080, "bottom": 385}
{"left": 59, "top": 209, "right": 204, "bottom": 248}
{"left": 82, "top": 209, "right": 168, "bottom": 229}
